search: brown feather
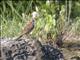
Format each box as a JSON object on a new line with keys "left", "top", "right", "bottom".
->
{"left": 15, "top": 19, "right": 34, "bottom": 40}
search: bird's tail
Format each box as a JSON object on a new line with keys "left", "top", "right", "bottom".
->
{"left": 14, "top": 34, "right": 24, "bottom": 41}
{"left": 14, "top": 32, "right": 28, "bottom": 41}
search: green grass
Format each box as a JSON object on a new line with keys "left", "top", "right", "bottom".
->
{"left": 0, "top": 1, "right": 80, "bottom": 39}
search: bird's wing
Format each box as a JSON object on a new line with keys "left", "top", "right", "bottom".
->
{"left": 22, "top": 20, "right": 33, "bottom": 34}
{"left": 15, "top": 20, "right": 34, "bottom": 40}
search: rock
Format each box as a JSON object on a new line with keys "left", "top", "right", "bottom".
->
{"left": 0, "top": 38, "right": 64, "bottom": 60}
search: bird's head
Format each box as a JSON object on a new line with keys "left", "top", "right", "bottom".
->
{"left": 32, "top": 11, "right": 39, "bottom": 20}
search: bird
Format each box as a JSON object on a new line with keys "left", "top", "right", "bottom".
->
{"left": 15, "top": 11, "right": 39, "bottom": 40}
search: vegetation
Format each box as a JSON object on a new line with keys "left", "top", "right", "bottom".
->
{"left": 0, "top": 0, "right": 80, "bottom": 42}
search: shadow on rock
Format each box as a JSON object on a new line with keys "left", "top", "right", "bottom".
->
{"left": 42, "top": 45, "right": 64, "bottom": 60}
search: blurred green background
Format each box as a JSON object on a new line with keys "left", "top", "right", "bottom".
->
{"left": 0, "top": 0, "right": 80, "bottom": 41}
